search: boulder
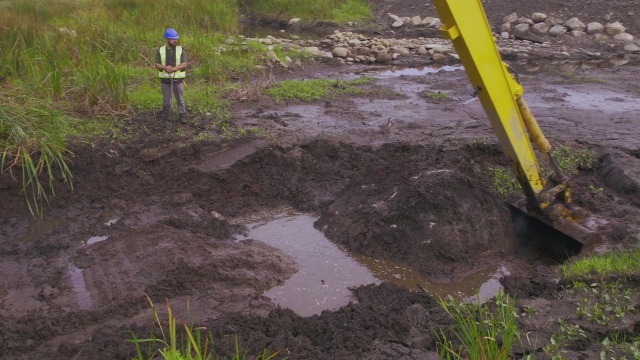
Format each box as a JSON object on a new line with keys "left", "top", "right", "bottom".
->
{"left": 613, "top": 33, "right": 634, "bottom": 42}
{"left": 503, "top": 13, "right": 518, "bottom": 23}
{"left": 531, "top": 13, "right": 548, "bottom": 23}
{"left": 548, "top": 25, "right": 568, "bottom": 37}
{"left": 564, "top": 17, "right": 586, "bottom": 31}
{"left": 531, "top": 23, "right": 549, "bottom": 36}
{"left": 331, "top": 47, "right": 349, "bottom": 58}
{"left": 514, "top": 23, "right": 530, "bottom": 35}
{"left": 586, "top": 22, "right": 605, "bottom": 34}
{"left": 605, "top": 21, "right": 626, "bottom": 35}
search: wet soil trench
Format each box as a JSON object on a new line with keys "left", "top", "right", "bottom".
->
{"left": 1, "top": 60, "right": 639, "bottom": 359}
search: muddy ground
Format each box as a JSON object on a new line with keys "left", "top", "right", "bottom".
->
{"left": 2, "top": 1, "right": 640, "bottom": 359}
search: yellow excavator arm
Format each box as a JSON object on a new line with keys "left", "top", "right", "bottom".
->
{"left": 432, "top": 0, "right": 601, "bottom": 246}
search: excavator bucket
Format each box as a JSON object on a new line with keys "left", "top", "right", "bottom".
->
{"left": 510, "top": 198, "right": 605, "bottom": 250}
{"left": 431, "top": 0, "right": 604, "bottom": 251}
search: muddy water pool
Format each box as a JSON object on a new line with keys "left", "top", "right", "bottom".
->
{"left": 238, "top": 213, "right": 509, "bottom": 317}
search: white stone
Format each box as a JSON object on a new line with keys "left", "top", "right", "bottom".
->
{"left": 388, "top": 13, "right": 401, "bottom": 22}
{"left": 548, "top": 25, "right": 567, "bottom": 37}
{"left": 501, "top": 22, "right": 511, "bottom": 32}
{"left": 503, "top": 13, "right": 518, "bottom": 23}
{"left": 392, "top": 20, "right": 404, "bottom": 28}
{"left": 421, "top": 17, "right": 441, "bottom": 28}
{"left": 289, "top": 18, "right": 301, "bottom": 25}
{"left": 531, "top": 13, "right": 547, "bottom": 23}
{"left": 564, "top": 17, "right": 586, "bottom": 31}
{"left": 514, "top": 23, "right": 530, "bottom": 35}
{"left": 613, "top": 33, "right": 634, "bottom": 42}
{"left": 411, "top": 16, "right": 422, "bottom": 26}
{"left": 605, "top": 21, "right": 626, "bottom": 35}
{"left": 570, "top": 30, "right": 587, "bottom": 38}
{"left": 531, "top": 23, "right": 549, "bottom": 35}
{"left": 586, "top": 22, "right": 605, "bottom": 34}
{"left": 624, "top": 43, "right": 640, "bottom": 52}
{"left": 331, "top": 47, "right": 349, "bottom": 58}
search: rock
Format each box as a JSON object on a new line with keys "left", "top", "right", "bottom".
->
{"left": 501, "top": 22, "right": 512, "bottom": 32}
{"left": 347, "top": 39, "right": 362, "bottom": 46}
{"left": 432, "top": 53, "right": 446, "bottom": 62}
{"left": 417, "top": 46, "right": 428, "bottom": 55}
{"left": 501, "top": 32, "right": 510, "bottom": 39}
{"left": 613, "top": 33, "right": 634, "bottom": 42}
{"left": 392, "top": 53, "right": 400, "bottom": 60}
{"left": 352, "top": 46, "right": 371, "bottom": 56}
{"left": 531, "top": 49, "right": 554, "bottom": 58}
{"left": 421, "top": 17, "right": 441, "bottom": 28}
{"left": 605, "top": 21, "right": 626, "bottom": 35}
{"left": 592, "top": 33, "right": 609, "bottom": 42}
{"left": 514, "top": 23, "right": 530, "bottom": 35}
{"left": 564, "top": 17, "right": 586, "bottom": 31}
{"left": 570, "top": 30, "right": 587, "bottom": 37}
{"left": 503, "top": 13, "right": 518, "bottom": 23}
{"left": 392, "top": 20, "right": 404, "bottom": 28}
{"left": 58, "top": 27, "right": 77, "bottom": 37}
{"left": 388, "top": 13, "right": 401, "bottom": 22}
{"left": 548, "top": 25, "right": 568, "bottom": 37}
{"left": 625, "top": 43, "right": 640, "bottom": 52}
{"left": 516, "top": 17, "right": 533, "bottom": 25}
{"left": 289, "top": 18, "right": 301, "bottom": 25}
{"left": 303, "top": 47, "right": 332, "bottom": 58}
{"left": 586, "top": 22, "right": 605, "bottom": 34}
{"left": 531, "top": 23, "right": 549, "bottom": 36}
{"left": 266, "top": 50, "right": 279, "bottom": 61}
{"left": 531, "top": 13, "right": 547, "bottom": 23}
{"left": 375, "top": 52, "right": 393, "bottom": 62}
{"left": 545, "top": 15, "right": 564, "bottom": 27}
{"left": 411, "top": 16, "right": 422, "bottom": 26}
{"left": 331, "top": 47, "right": 349, "bottom": 58}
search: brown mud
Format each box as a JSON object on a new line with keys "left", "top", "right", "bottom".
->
{"left": 2, "top": 1, "right": 640, "bottom": 359}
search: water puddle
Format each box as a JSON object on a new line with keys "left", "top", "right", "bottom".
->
{"left": 67, "top": 263, "right": 92, "bottom": 310}
{"left": 86, "top": 236, "right": 109, "bottom": 245}
{"left": 17, "top": 218, "right": 62, "bottom": 242}
{"left": 244, "top": 213, "right": 508, "bottom": 316}
{"left": 355, "top": 65, "right": 463, "bottom": 78}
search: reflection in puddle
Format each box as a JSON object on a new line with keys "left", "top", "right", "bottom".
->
{"left": 67, "top": 263, "right": 92, "bottom": 310}
{"left": 17, "top": 218, "right": 62, "bottom": 242}
{"left": 246, "top": 214, "right": 508, "bottom": 316}
{"left": 356, "top": 65, "right": 463, "bottom": 77}
{"left": 87, "top": 236, "right": 109, "bottom": 245}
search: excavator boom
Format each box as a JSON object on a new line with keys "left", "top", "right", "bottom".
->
{"left": 431, "top": 0, "right": 602, "bottom": 247}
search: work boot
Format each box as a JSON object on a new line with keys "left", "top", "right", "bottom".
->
{"left": 179, "top": 113, "right": 187, "bottom": 124}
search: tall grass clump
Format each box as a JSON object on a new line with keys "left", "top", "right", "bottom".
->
{"left": 0, "top": 92, "right": 73, "bottom": 216}
{"left": 436, "top": 290, "right": 520, "bottom": 360}
{"left": 130, "top": 295, "right": 283, "bottom": 360}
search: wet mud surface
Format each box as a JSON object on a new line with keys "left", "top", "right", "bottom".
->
{"left": 2, "top": 2, "right": 640, "bottom": 359}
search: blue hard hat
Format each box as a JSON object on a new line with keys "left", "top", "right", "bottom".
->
{"left": 164, "top": 28, "right": 179, "bottom": 39}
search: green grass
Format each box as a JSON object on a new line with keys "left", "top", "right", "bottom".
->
{"left": 436, "top": 290, "right": 520, "bottom": 360}
{"left": 130, "top": 295, "right": 284, "bottom": 360}
{"left": 240, "top": 0, "right": 371, "bottom": 22}
{"left": 486, "top": 166, "right": 521, "bottom": 197}
{"left": 266, "top": 76, "right": 373, "bottom": 102}
{"left": 560, "top": 248, "right": 640, "bottom": 279}
{"left": 423, "top": 91, "right": 450, "bottom": 100}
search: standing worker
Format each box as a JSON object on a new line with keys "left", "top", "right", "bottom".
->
{"left": 155, "top": 28, "right": 188, "bottom": 124}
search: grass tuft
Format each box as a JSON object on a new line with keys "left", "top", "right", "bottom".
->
{"left": 436, "top": 290, "right": 520, "bottom": 360}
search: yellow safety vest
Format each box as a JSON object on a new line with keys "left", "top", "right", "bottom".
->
{"left": 158, "top": 45, "right": 186, "bottom": 79}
